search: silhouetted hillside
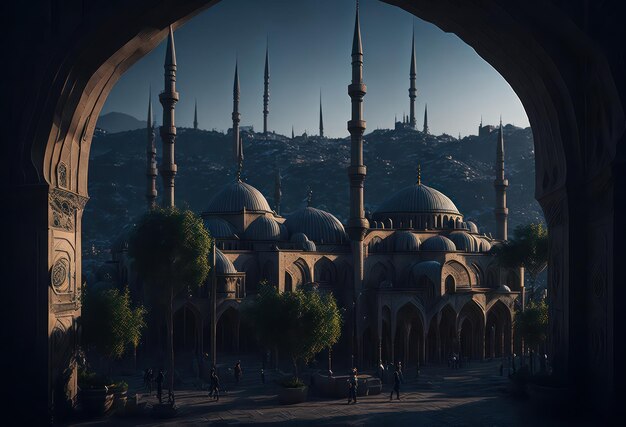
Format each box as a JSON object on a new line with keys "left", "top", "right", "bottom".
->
{"left": 83, "top": 120, "right": 543, "bottom": 269}
{"left": 96, "top": 112, "right": 147, "bottom": 133}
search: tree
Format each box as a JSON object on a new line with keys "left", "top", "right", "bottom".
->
{"left": 492, "top": 222, "right": 548, "bottom": 302}
{"left": 514, "top": 300, "right": 548, "bottom": 352}
{"left": 81, "top": 285, "right": 146, "bottom": 362}
{"left": 128, "top": 207, "right": 211, "bottom": 394}
{"left": 243, "top": 282, "right": 342, "bottom": 380}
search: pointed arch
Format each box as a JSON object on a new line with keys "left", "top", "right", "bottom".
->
{"left": 471, "top": 263, "right": 484, "bottom": 288}
{"left": 457, "top": 300, "right": 486, "bottom": 360}
{"left": 394, "top": 302, "right": 426, "bottom": 368}
{"left": 486, "top": 300, "right": 513, "bottom": 357}
{"left": 443, "top": 260, "right": 472, "bottom": 288}
{"left": 291, "top": 257, "right": 311, "bottom": 287}
{"left": 314, "top": 256, "right": 336, "bottom": 285}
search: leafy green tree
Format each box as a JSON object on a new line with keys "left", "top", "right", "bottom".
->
{"left": 515, "top": 300, "right": 548, "bottom": 352}
{"left": 492, "top": 222, "right": 548, "bottom": 302}
{"left": 243, "top": 282, "right": 342, "bottom": 380}
{"left": 128, "top": 207, "right": 211, "bottom": 393}
{"left": 81, "top": 285, "right": 146, "bottom": 361}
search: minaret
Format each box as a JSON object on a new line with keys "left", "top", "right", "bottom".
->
{"left": 146, "top": 88, "right": 157, "bottom": 210}
{"left": 193, "top": 99, "right": 198, "bottom": 130}
{"left": 347, "top": 2, "right": 368, "bottom": 293}
{"left": 319, "top": 90, "right": 324, "bottom": 138}
{"left": 423, "top": 103, "right": 429, "bottom": 134}
{"left": 232, "top": 61, "right": 241, "bottom": 164}
{"left": 274, "top": 167, "right": 282, "bottom": 215}
{"left": 291, "top": 125, "right": 295, "bottom": 140}
{"left": 494, "top": 117, "right": 509, "bottom": 240}
{"left": 159, "top": 26, "right": 179, "bottom": 208}
{"left": 263, "top": 41, "right": 270, "bottom": 135}
{"left": 409, "top": 27, "right": 417, "bottom": 129}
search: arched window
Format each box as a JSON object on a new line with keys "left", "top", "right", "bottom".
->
{"left": 445, "top": 275, "right": 456, "bottom": 294}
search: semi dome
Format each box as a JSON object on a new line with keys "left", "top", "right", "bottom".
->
{"left": 290, "top": 232, "right": 310, "bottom": 243}
{"left": 421, "top": 235, "right": 457, "bottom": 251}
{"left": 205, "top": 180, "right": 272, "bottom": 214}
{"left": 410, "top": 261, "right": 441, "bottom": 285}
{"left": 245, "top": 216, "right": 286, "bottom": 241}
{"left": 448, "top": 231, "right": 476, "bottom": 252}
{"left": 213, "top": 248, "right": 238, "bottom": 275}
{"left": 393, "top": 231, "right": 421, "bottom": 251}
{"left": 374, "top": 183, "right": 460, "bottom": 216}
{"left": 477, "top": 238, "right": 492, "bottom": 252}
{"left": 302, "top": 240, "right": 317, "bottom": 252}
{"left": 466, "top": 221, "right": 479, "bottom": 234}
{"left": 284, "top": 207, "right": 347, "bottom": 244}
{"left": 203, "top": 217, "right": 238, "bottom": 239}
{"left": 289, "top": 232, "right": 317, "bottom": 251}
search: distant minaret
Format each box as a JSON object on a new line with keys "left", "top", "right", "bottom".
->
{"left": 193, "top": 99, "right": 198, "bottom": 130}
{"left": 146, "top": 88, "right": 157, "bottom": 210}
{"left": 291, "top": 125, "right": 295, "bottom": 140}
{"left": 274, "top": 167, "right": 282, "bottom": 214}
{"left": 232, "top": 61, "right": 241, "bottom": 164}
{"left": 263, "top": 41, "right": 270, "bottom": 135}
{"left": 319, "top": 91, "right": 324, "bottom": 138}
{"left": 409, "top": 27, "right": 417, "bottom": 129}
{"left": 423, "top": 104, "right": 429, "bottom": 134}
{"left": 494, "top": 118, "right": 509, "bottom": 240}
{"left": 347, "top": 2, "right": 367, "bottom": 291}
{"left": 159, "top": 26, "right": 179, "bottom": 208}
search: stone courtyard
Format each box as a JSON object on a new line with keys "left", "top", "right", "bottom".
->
{"left": 68, "top": 360, "right": 592, "bottom": 426}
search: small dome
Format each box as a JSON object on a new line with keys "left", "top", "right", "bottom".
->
{"left": 448, "top": 231, "right": 476, "bottom": 252}
{"left": 290, "top": 233, "right": 310, "bottom": 243}
{"left": 393, "top": 231, "right": 421, "bottom": 252}
{"left": 245, "top": 216, "right": 286, "bottom": 241}
{"left": 421, "top": 235, "right": 457, "bottom": 251}
{"left": 302, "top": 240, "right": 317, "bottom": 252}
{"left": 477, "top": 238, "right": 492, "bottom": 252}
{"left": 410, "top": 261, "right": 441, "bottom": 285}
{"left": 497, "top": 284, "right": 512, "bottom": 293}
{"left": 206, "top": 180, "right": 272, "bottom": 214}
{"left": 203, "top": 217, "right": 238, "bottom": 239}
{"left": 213, "top": 248, "right": 238, "bottom": 275}
{"left": 466, "top": 221, "right": 479, "bottom": 234}
{"left": 374, "top": 183, "right": 460, "bottom": 216}
{"left": 284, "top": 207, "right": 347, "bottom": 244}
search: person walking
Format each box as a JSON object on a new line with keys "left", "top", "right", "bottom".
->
{"left": 156, "top": 369, "right": 164, "bottom": 404}
{"left": 390, "top": 364, "right": 401, "bottom": 401}
{"left": 209, "top": 368, "right": 220, "bottom": 401}
{"left": 347, "top": 368, "right": 358, "bottom": 404}
{"left": 234, "top": 361, "right": 242, "bottom": 385}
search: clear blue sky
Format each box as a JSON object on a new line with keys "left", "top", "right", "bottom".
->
{"left": 102, "top": 0, "right": 529, "bottom": 138}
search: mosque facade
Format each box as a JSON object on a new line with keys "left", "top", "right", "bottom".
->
{"left": 99, "top": 6, "right": 522, "bottom": 371}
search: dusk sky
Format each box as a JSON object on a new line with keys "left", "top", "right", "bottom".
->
{"left": 102, "top": 0, "right": 530, "bottom": 138}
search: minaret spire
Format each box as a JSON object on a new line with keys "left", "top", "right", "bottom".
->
{"left": 291, "top": 125, "right": 295, "bottom": 140}
{"left": 232, "top": 60, "right": 241, "bottom": 165}
{"left": 409, "top": 25, "right": 417, "bottom": 129}
{"left": 423, "top": 103, "right": 429, "bottom": 134}
{"left": 494, "top": 117, "right": 509, "bottom": 240}
{"left": 263, "top": 38, "right": 270, "bottom": 135}
{"left": 159, "top": 25, "right": 179, "bottom": 208}
{"left": 319, "top": 90, "right": 324, "bottom": 138}
{"left": 348, "top": 0, "right": 368, "bottom": 293}
{"left": 146, "top": 87, "right": 157, "bottom": 210}
{"left": 193, "top": 99, "right": 198, "bottom": 130}
{"left": 274, "top": 167, "right": 282, "bottom": 214}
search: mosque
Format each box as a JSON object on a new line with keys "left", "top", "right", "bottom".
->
{"left": 99, "top": 6, "right": 522, "bottom": 371}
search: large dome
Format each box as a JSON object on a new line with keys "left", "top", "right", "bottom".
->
{"left": 374, "top": 183, "right": 460, "bottom": 216}
{"left": 205, "top": 180, "right": 272, "bottom": 214}
{"left": 284, "top": 207, "right": 347, "bottom": 244}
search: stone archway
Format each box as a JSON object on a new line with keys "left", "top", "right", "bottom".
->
{"left": 393, "top": 303, "right": 425, "bottom": 369}
{"left": 6, "top": 0, "right": 626, "bottom": 419}
{"left": 486, "top": 300, "right": 513, "bottom": 358}
{"left": 457, "top": 300, "right": 486, "bottom": 361}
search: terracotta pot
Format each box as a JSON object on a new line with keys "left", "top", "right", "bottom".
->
{"left": 278, "top": 386, "right": 308, "bottom": 404}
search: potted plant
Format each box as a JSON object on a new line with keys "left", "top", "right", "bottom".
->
{"left": 243, "top": 282, "right": 342, "bottom": 404}
{"left": 77, "top": 368, "right": 114, "bottom": 415}
{"left": 109, "top": 380, "right": 128, "bottom": 411}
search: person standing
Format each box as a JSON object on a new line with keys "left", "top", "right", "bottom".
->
{"left": 390, "top": 364, "right": 401, "bottom": 401}
{"left": 156, "top": 369, "right": 164, "bottom": 404}
{"left": 209, "top": 368, "right": 220, "bottom": 401}
{"left": 347, "top": 368, "right": 358, "bottom": 404}
{"left": 234, "top": 361, "right": 242, "bottom": 384}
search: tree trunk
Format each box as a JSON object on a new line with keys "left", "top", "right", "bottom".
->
{"left": 167, "top": 286, "right": 175, "bottom": 394}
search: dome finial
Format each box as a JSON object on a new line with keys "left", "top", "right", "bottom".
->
{"left": 417, "top": 163, "right": 422, "bottom": 185}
